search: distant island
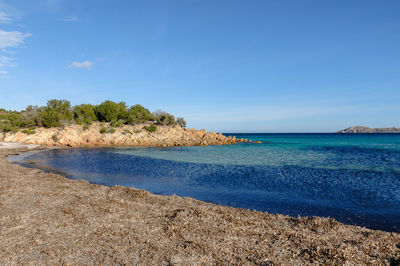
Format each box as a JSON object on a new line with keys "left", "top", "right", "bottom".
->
{"left": 338, "top": 126, "right": 400, "bottom": 133}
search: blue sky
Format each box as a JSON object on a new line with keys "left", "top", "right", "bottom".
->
{"left": 0, "top": 0, "right": 399, "bottom": 132}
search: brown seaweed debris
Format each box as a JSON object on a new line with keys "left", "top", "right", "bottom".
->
{"left": 1, "top": 146, "right": 399, "bottom": 265}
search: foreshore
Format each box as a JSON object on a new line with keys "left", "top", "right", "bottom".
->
{"left": 1, "top": 143, "right": 399, "bottom": 265}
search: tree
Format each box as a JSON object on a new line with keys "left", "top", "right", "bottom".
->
{"left": 74, "top": 104, "right": 97, "bottom": 124}
{"left": 39, "top": 99, "right": 73, "bottom": 128}
{"left": 153, "top": 110, "right": 176, "bottom": 126}
{"left": 176, "top": 117, "right": 186, "bottom": 128}
{"left": 21, "top": 105, "right": 42, "bottom": 127}
{"left": 126, "top": 104, "right": 154, "bottom": 124}
{"left": 117, "top": 101, "right": 129, "bottom": 121}
{"left": 94, "top": 100, "right": 120, "bottom": 122}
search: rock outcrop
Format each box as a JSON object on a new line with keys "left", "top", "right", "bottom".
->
{"left": 338, "top": 126, "right": 400, "bottom": 133}
{"left": 0, "top": 123, "right": 242, "bottom": 147}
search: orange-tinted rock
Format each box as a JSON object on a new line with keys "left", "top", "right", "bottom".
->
{"left": 0, "top": 122, "right": 241, "bottom": 147}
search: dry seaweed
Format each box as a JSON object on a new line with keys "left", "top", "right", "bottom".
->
{"left": 0, "top": 146, "right": 399, "bottom": 265}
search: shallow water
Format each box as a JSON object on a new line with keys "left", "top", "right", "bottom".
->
{"left": 11, "top": 133, "right": 400, "bottom": 232}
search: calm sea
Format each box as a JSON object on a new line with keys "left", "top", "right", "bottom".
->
{"left": 11, "top": 133, "right": 400, "bottom": 232}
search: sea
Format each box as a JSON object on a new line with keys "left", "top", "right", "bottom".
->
{"left": 10, "top": 133, "right": 400, "bottom": 232}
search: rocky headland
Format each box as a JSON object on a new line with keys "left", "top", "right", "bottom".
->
{"left": 338, "top": 126, "right": 400, "bottom": 133}
{"left": 0, "top": 122, "right": 245, "bottom": 147}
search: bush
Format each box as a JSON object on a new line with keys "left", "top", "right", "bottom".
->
{"left": 117, "top": 102, "right": 129, "bottom": 121}
{"left": 95, "top": 101, "right": 120, "bottom": 122}
{"left": 153, "top": 110, "right": 176, "bottom": 126}
{"left": 176, "top": 117, "right": 186, "bottom": 127}
{"left": 82, "top": 124, "right": 89, "bottom": 130}
{"left": 123, "top": 129, "right": 132, "bottom": 135}
{"left": 100, "top": 126, "right": 115, "bottom": 134}
{"left": 22, "top": 129, "right": 35, "bottom": 135}
{"left": 126, "top": 104, "right": 154, "bottom": 125}
{"left": 21, "top": 105, "right": 42, "bottom": 127}
{"left": 143, "top": 124, "right": 157, "bottom": 133}
{"left": 39, "top": 99, "right": 73, "bottom": 128}
{"left": 51, "top": 134, "right": 59, "bottom": 142}
{"left": 74, "top": 104, "right": 97, "bottom": 125}
{"left": 0, "top": 123, "right": 15, "bottom": 133}
{"left": 0, "top": 110, "right": 24, "bottom": 132}
{"left": 110, "top": 120, "right": 123, "bottom": 128}
{"left": 94, "top": 100, "right": 128, "bottom": 122}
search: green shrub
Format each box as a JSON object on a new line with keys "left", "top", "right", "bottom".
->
{"left": 123, "top": 129, "right": 132, "bottom": 135}
{"left": 176, "top": 117, "right": 186, "bottom": 128}
{"left": 0, "top": 110, "right": 24, "bottom": 131}
{"left": 22, "top": 129, "right": 35, "bottom": 135}
{"left": 39, "top": 99, "right": 73, "bottom": 128}
{"left": 100, "top": 126, "right": 115, "bottom": 134}
{"left": 82, "top": 124, "right": 89, "bottom": 131}
{"left": 74, "top": 104, "right": 97, "bottom": 124}
{"left": 0, "top": 123, "right": 12, "bottom": 132}
{"left": 110, "top": 120, "right": 123, "bottom": 128}
{"left": 0, "top": 122, "right": 18, "bottom": 133}
{"left": 94, "top": 100, "right": 120, "bottom": 122}
{"left": 143, "top": 124, "right": 157, "bottom": 133}
{"left": 117, "top": 102, "right": 129, "bottom": 121}
{"left": 21, "top": 105, "right": 42, "bottom": 127}
{"left": 127, "top": 104, "right": 154, "bottom": 125}
{"left": 153, "top": 111, "right": 176, "bottom": 126}
{"left": 52, "top": 134, "right": 59, "bottom": 142}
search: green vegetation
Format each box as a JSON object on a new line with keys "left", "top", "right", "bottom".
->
{"left": 22, "top": 129, "right": 36, "bottom": 135}
{"left": 74, "top": 104, "right": 97, "bottom": 125}
{"left": 127, "top": 104, "right": 154, "bottom": 125}
{"left": 153, "top": 111, "right": 176, "bottom": 126}
{"left": 40, "top": 99, "right": 73, "bottom": 128}
{"left": 0, "top": 109, "right": 23, "bottom": 132}
{"left": 94, "top": 100, "right": 128, "bottom": 122}
{"left": 0, "top": 99, "right": 186, "bottom": 133}
{"left": 110, "top": 120, "right": 123, "bottom": 128}
{"left": 176, "top": 117, "right": 187, "bottom": 128}
{"left": 100, "top": 126, "right": 116, "bottom": 134}
{"left": 51, "top": 134, "right": 59, "bottom": 142}
{"left": 122, "top": 129, "right": 133, "bottom": 135}
{"left": 143, "top": 124, "right": 157, "bottom": 133}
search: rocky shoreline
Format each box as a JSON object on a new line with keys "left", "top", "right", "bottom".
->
{"left": 0, "top": 123, "right": 246, "bottom": 147}
{"left": 1, "top": 144, "right": 400, "bottom": 264}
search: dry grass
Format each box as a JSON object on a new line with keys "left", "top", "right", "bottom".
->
{"left": 0, "top": 147, "right": 399, "bottom": 265}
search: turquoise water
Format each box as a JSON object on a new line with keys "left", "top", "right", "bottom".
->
{"left": 12, "top": 133, "right": 400, "bottom": 232}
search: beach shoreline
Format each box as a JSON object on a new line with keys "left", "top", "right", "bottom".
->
{"left": 1, "top": 143, "right": 399, "bottom": 264}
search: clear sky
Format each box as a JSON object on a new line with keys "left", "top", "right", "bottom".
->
{"left": 0, "top": 0, "right": 399, "bottom": 132}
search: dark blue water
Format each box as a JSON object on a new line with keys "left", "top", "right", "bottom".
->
{"left": 11, "top": 133, "right": 400, "bottom": 232}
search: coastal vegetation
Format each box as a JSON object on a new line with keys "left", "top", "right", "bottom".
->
{"left": 0, "top": 99, "right": 186, "bottom": 133}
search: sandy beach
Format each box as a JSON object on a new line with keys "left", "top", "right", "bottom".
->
{"left": 1, "top": 143, "right": 399, "bottom": 265}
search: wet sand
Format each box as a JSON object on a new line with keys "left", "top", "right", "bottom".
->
{"left": 1, "top": 144, "right": 399, "bottom": 265}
